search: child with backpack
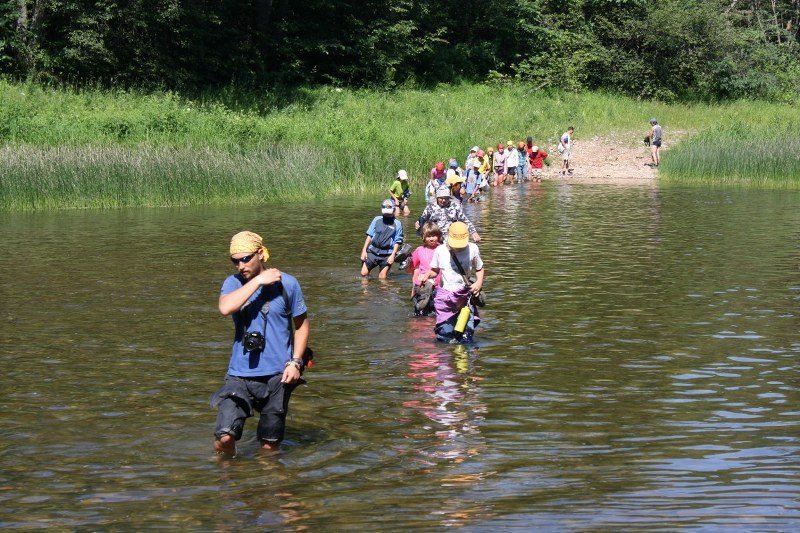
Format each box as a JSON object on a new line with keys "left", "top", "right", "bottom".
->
{"left": 419, "top": 221, "right": 485, "bottom": 343}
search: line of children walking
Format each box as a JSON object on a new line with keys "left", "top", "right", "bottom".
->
{"left": 462, "top": 139, "right": 550, "bottom": 188}
{"left": 363, "top": 133, "right": 557, "bottom": 343}
{"left": 360, "top": 192, "right": 484, "bottom": 344}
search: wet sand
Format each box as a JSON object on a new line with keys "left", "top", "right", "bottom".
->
{"left": 533, "top": 132, "right": 684, "bottom": 185}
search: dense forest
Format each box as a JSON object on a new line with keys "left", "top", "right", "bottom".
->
{"left": 3, "top": 0, "right": 799, "bottom": 101}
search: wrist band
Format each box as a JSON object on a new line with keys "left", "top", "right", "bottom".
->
{"left": 285, "top": 359, "right": 304, "bottom": 372}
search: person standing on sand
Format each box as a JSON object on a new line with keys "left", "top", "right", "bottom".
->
{"left": 211, "top": 231, "right": 310, "bottom": 456}
{"left": 559, "top": 127, "right": 574, "bottom": 176}
{"left": 649, "top": 119, "right": 662, "bottom": 167}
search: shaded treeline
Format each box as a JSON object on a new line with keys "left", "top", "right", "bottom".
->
{"left": 2, "top": 0, "right": 799, "bottom": 101}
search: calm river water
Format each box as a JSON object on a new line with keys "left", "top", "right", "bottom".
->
{"left": 1, "top": 183, "right": 798, "bottom": 529}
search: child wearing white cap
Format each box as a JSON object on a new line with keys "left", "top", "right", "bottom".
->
{"left": 389, "top": 169, "right": 411, "bottom": 215}
{"left": 361, "top": 199, "right": 405, "bottom": 279}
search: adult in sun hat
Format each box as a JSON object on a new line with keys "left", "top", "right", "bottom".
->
{"left": 419, "top": 221, "right": 485, "bottom": 343}
{"left": 415, "top": 186, "right": 481, "bottom": 243}
{"left": 648, "top": 118, "right": 662, "bottom": 167}
{"left": 389, "top": 169, "right": 411, "bottom": 216}
{"left": 361, "top": 199, "right": 404, "bottom": 278}
{"left": 211, "top": 230, "right": 310, "bottom": 456}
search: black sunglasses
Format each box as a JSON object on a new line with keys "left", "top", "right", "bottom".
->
{"left": 231, "top": 252, "right": 257, "bottom": 265}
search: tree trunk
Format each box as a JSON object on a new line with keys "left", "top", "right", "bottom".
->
{"left": 15, "top": 0, "right": 48, "bottom": 76}
{"left": 770, "top": 0, "right": 782, "bottom": 43}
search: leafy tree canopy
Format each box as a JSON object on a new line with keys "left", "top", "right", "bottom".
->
{"left": 2, "top": 0, "right": 798, "bottom": 101}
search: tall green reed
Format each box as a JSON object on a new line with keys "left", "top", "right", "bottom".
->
{"left": 660, "top": 124, "right": 800, "bottom": 188}
{"left": 0, "top": 145, "right": 373, "bottom": 210}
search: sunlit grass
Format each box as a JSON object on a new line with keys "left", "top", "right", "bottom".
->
{"left": 1, "top": 81, "right": 799, "bottom": 209}
{"left": 0, "top": 145, "right": 377, "bottom": 210}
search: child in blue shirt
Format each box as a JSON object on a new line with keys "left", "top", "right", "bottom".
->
{"left": 361, "top": 199, "right": 405, "bottom": 278}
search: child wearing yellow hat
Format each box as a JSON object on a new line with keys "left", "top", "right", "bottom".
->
{"left": 419, "top": 221, "right": 485, "bottom": 343}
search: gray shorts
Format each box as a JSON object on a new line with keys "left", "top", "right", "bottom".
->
{"left": 364, "top": 251, "right": 392, "bottom": 272}
{"left": 211, "top": 374, "right": 299, "bottom": 443}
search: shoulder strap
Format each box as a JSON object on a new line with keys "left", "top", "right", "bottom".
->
{"left": 279, "top": 281, "right": 294, "bottom": 338}
{"left": 281, "top": 278, "right": 314, "bottom": 368}
{"left": 448, "top": 248, "right": 471, "bottom": 287}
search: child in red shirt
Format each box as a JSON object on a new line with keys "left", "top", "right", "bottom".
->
{"left": 528, "top": 144, "right": 548, "bottom": 182}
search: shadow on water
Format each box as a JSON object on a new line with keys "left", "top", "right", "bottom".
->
{"left": 0, "top": 184, "right": 799, "bottom": 528}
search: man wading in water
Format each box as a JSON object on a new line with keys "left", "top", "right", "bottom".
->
{"left": 211, "top": 231, "right": 310, "bottom": 456}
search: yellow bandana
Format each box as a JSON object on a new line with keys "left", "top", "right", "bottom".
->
{"left": 229, "top": 231, "right": 270, "bottom": 262}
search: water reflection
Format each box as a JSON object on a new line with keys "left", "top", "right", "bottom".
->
{"left": 403, "top": 345, "right": 486, "bottom": 459}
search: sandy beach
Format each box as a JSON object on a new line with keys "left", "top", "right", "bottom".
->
{"left": 536, "top": 133, "right": 683, "bottom": 185}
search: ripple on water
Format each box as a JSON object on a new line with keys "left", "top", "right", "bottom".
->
{"left": 1, "top": 188, "right": 799, "bottom": 528}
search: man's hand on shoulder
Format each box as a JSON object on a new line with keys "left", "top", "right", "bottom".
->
{"left": 256, "top": 268, "right": 281, "bottom": 286}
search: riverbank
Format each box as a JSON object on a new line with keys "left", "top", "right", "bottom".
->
{"left": 1, "top": 82, "right": 799, "bottom": 210}
{"left": 534, "top": 132, "right": 687, "bottom": 185}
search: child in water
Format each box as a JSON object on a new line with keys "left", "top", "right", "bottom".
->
{"left": 389, "top": 169, "right": 411, "bottom": 216}
{"left": 528, "top": 144, "right": 548, "bottom": 181}
{"left": 361, "top": 199, "right": 404, "bottom": 279}
{"left": 419, "top": 221, "right": 485, "bottom": 343}
{"left": 516, "top": 142, "right": 529, "bottom": 183}
{"left": 408, "top": 222, "right": 442, "bottom": 316}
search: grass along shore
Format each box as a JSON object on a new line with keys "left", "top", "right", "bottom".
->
{"left": 658, "top": 123, "right": 800, "bottom": 188}
{"left": 1, "top": 82, "right": 799, "bottom": 210}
